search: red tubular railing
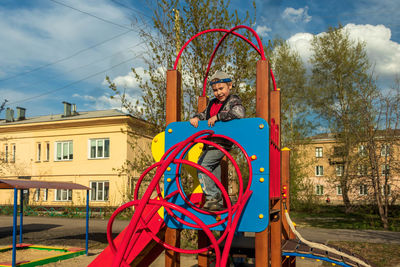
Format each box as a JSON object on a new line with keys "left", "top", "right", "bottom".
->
{"left": 172, "top": 25, "right": 277, "bottom": 94}
{"left": 109, "top": 130, "right": 253, "bottom": 267}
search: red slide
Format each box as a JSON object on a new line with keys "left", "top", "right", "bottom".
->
{"left": 89, "top": 204, "right": 166, "bottom": 267}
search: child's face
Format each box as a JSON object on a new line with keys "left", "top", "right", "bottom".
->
{"left": 211, "top": 82, "right": 232, "bottom": 102}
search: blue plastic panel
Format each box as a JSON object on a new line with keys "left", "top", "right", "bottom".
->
{"left": 164, "top": 118, "right": 269, "bottom": 232}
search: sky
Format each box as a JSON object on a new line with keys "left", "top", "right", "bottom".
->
{"left": 1, "top": 0, "right": 400, "bottom": 119}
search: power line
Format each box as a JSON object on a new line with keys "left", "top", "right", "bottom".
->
{"left": 10, "top": 40, "right": 146, "bottom": 91}
{"left": 8, "top": 56, "right": 140, "bottom": 105}
{"left": 49, "top": 0, "right": 134, "bottom": 31}
{"left": 0, "top": 29, "right": 133, "bottom": 82}
{"left": 111, "top": 0, "right": 153, "bottom": 21}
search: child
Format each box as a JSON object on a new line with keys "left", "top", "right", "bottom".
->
{"left": 189, "top": 70, "right": 245, "bottom": 211}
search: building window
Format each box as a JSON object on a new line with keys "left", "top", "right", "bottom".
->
{"left": 357, "top": 165, "right": 367, "bottom": 176}
{"left": 90, "top": 181, "right": 109, "bottom": 201}
{"left": 55, "top": 141, "right": 73, "bottom": 161}
{"left": 358, "top": 145, "right": 366, "bottom": 157}
{"left": 381, "top": 164, "right": 390, "bottom": 176}
{"left": 316, "top": 185, "right": 324, "bottom": 195}
{"left": 3, "top": 144, "right": 8, "bottom": 163}
{"left": 382, "top": 185, "right": 391, "bottom": 196}
{"left": 43, "top": 189, "right": 48, "bottom": 201}
{"left": 45, "top": 142, "right": 50, "bottom": 161}
{"left": 35, "top": 189, "right": 40, "bottom": 201}
{"left": 55, "top": 189, "right": 72, "bottom": 201}
{"left": 336, "top": 185, "right": 342, "bottom": 195}
{"left": 11, "top": 144, "right": 16, "bottom": 162}
{"left": 37, "top": 143, "right": 41, "bottom": 161}
{"left": 315, "top": 147, "right": 323, "bottom": 158}
{"left": 315, "top": 165, "right": 324, "bottom": 176}
{"left": 381, "top": 144, "right": 390, "bottom": 157}
{"left": 333, "top": 146, "right": 346, "bottom": 157}
{"left": 336, "top": 164, "right": 344, "bottom": 176}
{"left": 89, "top": 139, "right": 110, "bottom": 159}
{"left": 359, "top": 184, "right": 368, "bottom": 196}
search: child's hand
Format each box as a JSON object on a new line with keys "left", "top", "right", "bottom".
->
{"left": 208, "top": 115, "right": 218, "bottom": 127}
{"left": 190, "top": 117, "right": 199, "bottom": 128}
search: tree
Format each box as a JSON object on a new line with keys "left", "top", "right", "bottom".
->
{"left": 108, "top": 0, "right": 259, "bottom": 131}
{"left": 0, "top": 99, "right": 7, "bottom": 115}
{"left": 354, "top": 77, "right": 400, "bottom": 229}
{"left": 270, "top": 39, "right": 315, "bottom": 208}
{"left": 308, "top": 25, "right": 372, "bottom": 211}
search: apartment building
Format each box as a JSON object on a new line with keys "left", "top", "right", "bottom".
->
{"left": 0, "top": 103, "right": 154, "bottom": 207}
{"left": 301, "top": 132, "right": 399, "bottom": 204}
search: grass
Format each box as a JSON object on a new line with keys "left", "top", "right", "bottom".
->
{"left": 290, "top": 204, "right": 400, "bottom": 231}
{"left": 322, "top": 241, "right": 400, "bottom": 267}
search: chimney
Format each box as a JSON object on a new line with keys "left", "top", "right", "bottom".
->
{"left": 72, "top": 104, "right": 78, "bottom": 115}
{"left": 62, "top": 101, "right": 71, "bottom": 117}
{"left": 5, "top": 108, "right": 14, "bottom": 122}
{"left": 16, "top": 107, "right": 26, "bottom": 121}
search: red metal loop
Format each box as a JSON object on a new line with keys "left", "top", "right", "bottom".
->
{"left": 173, "top": 27, "right": 264, "bottom": 71}
{"left": 109, "top": 130, "right": 253, "bottom": 267}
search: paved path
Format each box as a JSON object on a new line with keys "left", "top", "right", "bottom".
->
{"left": 296, "top": 226, "right": 400, "bottom": 244}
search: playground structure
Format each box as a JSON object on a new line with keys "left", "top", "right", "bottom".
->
{"left": 90, "top": 26, "right": 376, "bottom": 267}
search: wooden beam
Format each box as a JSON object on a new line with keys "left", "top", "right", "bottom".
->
{"left": 270, "top": 90, "right": 282, "bottom": 267}
{"left": 255, "top": 59, "right": 270, "bottom": 267}
{"left": 281, "top": 148, "right": 295, "bottom": 267}
{"left": 165, "top": 69, "right": 182, "bottom": 267}
{"left": 197, "top": 95, "right": 209, "bottom": 267}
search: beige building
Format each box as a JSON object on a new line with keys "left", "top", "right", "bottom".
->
{"left": 301, "top": 133, "right": 399, "bottom": 204}
{"left": 0, "top": 103, "right": 154, "bottom": 207}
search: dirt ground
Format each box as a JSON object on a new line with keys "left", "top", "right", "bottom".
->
{"left": 1, "top": 215, "right": 400, "bottom": 266}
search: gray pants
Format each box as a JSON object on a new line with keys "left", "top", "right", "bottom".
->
{"left": 197, "top": 147, "right": 225, "bottom": 203}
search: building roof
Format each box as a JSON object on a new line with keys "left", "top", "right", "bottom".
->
{"left": 310, "top": 129, "right": 400, "bottom": 142}
{"left": 0, "top": 109, "right": 129, "bottom": 126}
{"left": 0, "top": 179, "right": 90, "bottom": 190}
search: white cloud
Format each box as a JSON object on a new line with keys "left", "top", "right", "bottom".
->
{"left": 256, "top": 25, "right": 272, "bottom": 37}
{"left": 343, "top": 24, "right": 400, "bottom": 78}
{"left": 0, "top": 1, "right": 145, "bottom": 80}
{"left": 286, "top": 32, "right": 314, "bottom": 69}
{"left": 103, "top": 67, "right": 150, "bottom": 94}
{"left": 282, "top": 6, "right": 312, "bottom": 24}
{"left": 286, "top": 24, "right": 400, "bottom": 80}
{"left": 75, "top": 92, "right": 141, "bottom": 113}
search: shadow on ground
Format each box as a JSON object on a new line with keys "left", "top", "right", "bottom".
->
{"left": 0, "top": 223, "right": 61, "bottom": 238}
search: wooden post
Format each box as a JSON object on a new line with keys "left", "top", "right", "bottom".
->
{"left": 281, "top": 148, "right": 295, "bottom": 266}
{"left": 197, "top": 95, "right": 209, "bottom": 267}
{"left": 270, "top": 90, "right": 282, "bottom": 267}
{"left": 255, "top": 60, "right": 270, "bottom": 267}
{"left": 165, "top": 69, "right": 182, "bottom": 267}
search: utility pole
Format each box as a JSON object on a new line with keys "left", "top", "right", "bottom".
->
{"left": 173, "top": 9, "right": 182, "bottom": 72}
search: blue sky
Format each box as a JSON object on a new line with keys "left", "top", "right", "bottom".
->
{"left": 1, "top": 0, "right": 399, "bottom": 119}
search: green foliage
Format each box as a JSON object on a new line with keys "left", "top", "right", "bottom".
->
{"left": 269, "top": 39, "right": 315, "bottom": 207}
{"left": 309, "top": 25, "right": 371, "bottom": 132}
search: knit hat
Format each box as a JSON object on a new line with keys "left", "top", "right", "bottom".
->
{"left": 209, "top": 71, "right": 232, "bottom": 86}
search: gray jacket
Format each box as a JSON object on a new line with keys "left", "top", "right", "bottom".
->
{"left": 193, "top": 94, "right": 245, "bottom": 150}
